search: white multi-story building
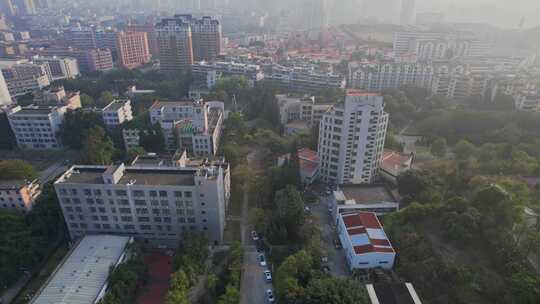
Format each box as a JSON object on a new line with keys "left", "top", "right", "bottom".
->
{"left": 276, "top": 94, "right": 333, "bottom": 126}
{"left": 266, "top": 65, "right": 346, "bottom": 93}
{"left": 0, "top": 70, "right": 11, "bottom": 106}
{"left": 54, "top": 163, "right": 227, "bottom": 247}
{"left": 149, "top": 99, "right": 224, "bottom": 156}
{"left": 513, "top": 90, "right": 540, "bottom": 112}
{"left": 191, "top": 61, "right": 264, "bottom": 89}
{"left": 31, "top": 55, "right": 80, "bottom": 80}
{"left": 102, "top": 99, "right": 133, "bottom": 126}
{"left": 0, "top": 179, "right": 40, "bottom": 212}
{"left": 337, "top": 212, "right": 395, "bottom": 270}
{"left": 330, "top": 184, "right": 399, "bottom": 221}
{"left": 0, "top": 60, "right": 51, "bottom": 97}
{"left": 318, "top": 90, "right": 389, "bottom": 185}
{"left": 7, "top": 105, "right": 68, "bottom": 149}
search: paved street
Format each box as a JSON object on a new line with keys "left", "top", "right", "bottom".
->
{"left": 39, "top": 161, "right": 68, "bottom": 184}
{"left": 311, "top": 194, "right": 349, "bottom": 277}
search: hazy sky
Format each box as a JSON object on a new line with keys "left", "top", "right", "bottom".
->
{"left": 416, "top": 0, "right": 540, "bottom": 28}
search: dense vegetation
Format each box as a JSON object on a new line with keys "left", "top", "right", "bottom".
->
{"left": 0, "top": 160, "right": 38, "bottom": 180}
{"left": 164, "top": 232, "right": 210, "bottom": 304}
{"left": 0, "top": 182, "right": 65, "bottom": 289}
{"left": 99, "top": 243, "right": 148, "bottom": 304}
{"left": 386, "top": 167, "right": 540, "bottom": 303}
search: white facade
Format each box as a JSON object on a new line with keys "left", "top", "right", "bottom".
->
{"left": 54, "top": 163, "right": 227, "bottom": 247}
{"left": 32, "top": 56, "right": 80, "bottom": 80}
{"left": 192, "top": 61, "right": 264, "bottom": 89}
{"left": 0, "top": 180, "right": 41, "bottom": 212}
{"left": 277, "top": 94, "right": 333, "bottom": 126}
{"left": 266, "top": 65, "right": 346, "bottom": 93}
{"left": 0, "top": 71, "right": 11, "bottom": 106}
{"left": 102, "top": 99, "right": 133, "bottom": 126}
{"left": 149, "top": 100, "right": 224, "bottom": 156}
{"left": 513, "top": 90, "right": 540, "bottom": 112}
{"left": 337, "top": 212, "right": 395, "bottom": 270}
{"left": 318, "top": 90, "right": 388, "bottom": 185}
{"left": 7, "top": 105, "right": 67, "bottom": 149}
{"left": 1, "top": 60, "right": 52, "bottom": 97}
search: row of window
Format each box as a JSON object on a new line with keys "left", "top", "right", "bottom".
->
{"left": 61, "top": 188, "right": 197, "bottom": 199}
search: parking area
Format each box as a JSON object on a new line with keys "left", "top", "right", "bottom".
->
{"left": 310, "top": 193, "right": 350, "bottom": 277}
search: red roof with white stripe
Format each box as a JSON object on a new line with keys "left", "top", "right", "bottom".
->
{"left": 340, "top": 212, "right": 394, "bottom": 255}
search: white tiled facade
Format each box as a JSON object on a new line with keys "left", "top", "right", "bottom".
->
{"left": 7, "top": 105, "right": 67, "bottom": 149}
{"left": 102, "top": 99, "right": 133, "bottom": 126}
{"left": 318, "top": 90, "right": 388, "bottom": 185}
{"left": 54, "top": 164, "right": 227, "bottom": 247}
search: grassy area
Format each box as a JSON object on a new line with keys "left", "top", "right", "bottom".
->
{"left": 12, "top": 244, "right": 69, "bottom": 304}
{"left": 223, "top": 220, "right": 241, "bottom": 244}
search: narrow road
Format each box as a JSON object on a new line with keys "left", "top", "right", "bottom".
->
{"left": 39, "top": 161, "right": 67, "bottom": 184}
{"left": 239, "top": 149, "right": 273, "bottom": 304}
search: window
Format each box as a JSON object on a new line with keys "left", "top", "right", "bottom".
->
{"left": 86, "top": 198, "right": 95, "bottom": 205}
{"left": 118, "top": 199, "right": 129, "bottom": 206}
{"left": 93, "top": 189, "right": 102, "bottom": 196}
{"left": 84, "top": 189, "right": 91, "bottom": 196}
{"left": 160, "top": 200, "right": 169, "bottom": 207}
{"left": 188, "top": 217, "right": 196, "bottom": 223}
{"left": 100, "top": 216, "right": 108, "bottom": 221}
{"left": 184, "top": 191, "right": 192, "bottom": 198}
{"left": 133, "top": 190, "right": 145, "bottom": 197}
{"left": 140, "top": 225, "right": 151, "bottom": 230}
{"left": 138, "top": 217, "right": 150, "bottom": 222}
{"left": 96, "top": 199, "right": 104, "bottom": 205}
{"left": 72, "top": 198, "right": 81, "bottom": 204}
{"left": 62, "top": 198, "right": 71, "bottom": 204}
{"left": 115, "top": 190, "right": 127, "bottom": 196}
{"left": 119, "top": 208, "right": 131, "bottom": 214}
{"left": 89, "top": 207, "right": 97, "bottom": 213}
{"left": 176, "top": 209, "right": 185, "bottom": 215}
{"left": 159, "top": 191, "right": 168, "bottom": 197}
{"left": 98, "top": 207, "right": 106, "bottom": 213}
{"left": 121, "top": 216, "right": 133, "bottom": 222}
{"left": 174, "top": 191, "right": 183, "bottom": 198}
{"left": 152, "top": 209, "right": 160, "bottom": 215}
{"left": 175, "top": 201, "right": 184, "bottom": 207}
{"left": 163, "top": 217, "right": 171, "bottom": 223}
{"left": 134, "top": 200, "right": 146, "bottom": 206}
{"left": 65, "top": 206, "right": 73, "bottom": 212}
{"left": 149, "top": 191, "right": 157, "bottom": 197}
{"left": 124, "top": 224, "right": 135, "bottom": 230}
{"left": 178, "top": 217, "right": 186, "bottom": 223}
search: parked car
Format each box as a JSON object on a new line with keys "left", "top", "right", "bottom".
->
{"left": 251, "top": 230, "right": 259, "bottom": 241}
{"left": 304, "top": 206, "right": 311, "bottom": 213}
{"left": 266, "top": 289, "right": 276, "bottom": 303}
{"left": 264, "top": 270, "right": 272, "bottom": 282}
{"left": 259, "top": 254, "right": 267, "bottom": 267}
{"left": 334, "top": 239, "right": 342, "bottom": 249}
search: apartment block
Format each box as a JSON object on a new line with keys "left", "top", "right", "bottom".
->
{"left": 54, "top": 163, "right": 228, "bottom": 247}
{"left": 116, "top": 31, "right": 151, "bottom": 69}
{"left": 266, "top": 65, "right": 346, "bottom": 93}
{"left": 149, "top": 100, "right": 224, "bottom": 156}
{"left": 31, "top": 55, "right": 80, "bottom": 80}
{"left": 0, "top": 60, "right": 51, "bottom": 97}
{"left": 277, "top": 94, "right": 333, "bottom": 126}
{"left": 0, "top": 179, "right": 40, "bottom": 212}
{"left": 86, "top": 48, "right": 114, "bottom": 72}
{"left": 126, "top": 23, "right": 159, "bottom": 58}
{"left": 191, "top": 61, "right": 263, "bottom": 89}
{"left": 156, "top": 17, "right": 194, "bottom": 74}
{"left": 6, "top": 105, "right": 68, "bottom": 149}
{"left": 102, "top": 99, "right": 133, "bottom": 126}
{"left": 318, "top": 90, "right": 389, "bottom": 185}
{"left": 182, "top": 15, "right": 222, "bottom": 62}
{"left": 66, "top": 26, "right": 97, "bottom": 50}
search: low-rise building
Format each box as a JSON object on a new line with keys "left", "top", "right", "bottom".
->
{"left": 31, "top": 55, "right": 80, "bottom": 80}
{"left": 276, "top": 94, "right": 333, "bottom": 126}
{"left": 34, "top": 86, "right": 81, "bottom": 110}
{"left": 278, "top": 148, "right": 320, "bottom": 185}
{"left": 379, "top": 150, "right": 414, "bottom": 184}
{"left": 54, "top": 163, "right": 227, "bottom": 247}
{"left": 365, "top": 283, "right": 423, "bottom": 304}
{"left": 191, "top": 61, "right": 264, "bottom": 89}
{"left": 30, "top": 235, "right": 132, "bottom": 304}
{"left": 266, "top": 65, "right": 345, "bottom": 93}
{"left": 337, "top": 212, "right": 395, "bottom": 270}
{"left": 331, "top": 184, "right": 399, "bottom": 219}
{"left": 7, "top": 105, "right": 68, "bottom": 149}
{"left": 149, "top": 100, "right": 224, "bottom": 156}
{"left": 0, "top": 179, "right": 40, "bottom": 212}
{"left": 102, "top": 99, "right": 133, "bottom": 126}
{"left": 513, "top": 90, "right": 540, "bottom": 112}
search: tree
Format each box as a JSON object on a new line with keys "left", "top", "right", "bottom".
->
{"left": 304, "top": 277, "right": 369, "bottom": 304}
{"left": 60, "top": 109, "right": 105, "bottom": 149}
{"left": 431, "top": 137, "right": 448, "bottom": 158}
{"left": 164, "top": 271, "right": 190, "bottom": 304}
{"left": 510, "top": 272, "right": 540, "bottom": 304}
{"left": 454, "top": 139, "right": 476, "bottom": 160}
{"left": 82, "top": 126, "right": 115, "bottom": 165}
{"left": 268, "top": 185, "right": 305, "bottom": 244}
{"left": 397, "top": 170, "right": 444, "bottom": 204}
{"left": 139, "top": 125, "right": 166, "bottom": 152}
{"left": 0, "top": 160, "right": 38, "bottom": 180}
{"left": 98, "top": 91, "right": 115, "bottom": 108}
{"left": 80, "top": 93, "right": 95, "bottom": 107}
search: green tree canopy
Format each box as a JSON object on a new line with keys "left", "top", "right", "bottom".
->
{"left": 60, "top": 109, "right": 105, "bottom": 149}
{"left": 82, "top": 126, "right": 115, "bottom": 165}
{"left": 0, "top": 160, "right": 37, "bottom": 180}
{"left": 431, "top": 137, "right": 448, "bottom": 158}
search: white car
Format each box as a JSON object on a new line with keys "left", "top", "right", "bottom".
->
{"left": 258, "top": 254, "right": 267, "bottom": 267}
{"left": 266, "top": 289, "right": 275, "bottom": 303}
{"left": 264, "top": 270, "right": 272, "bottom": 282}
{"left": 251, "top": 230, "right": 259, "bottom": 241}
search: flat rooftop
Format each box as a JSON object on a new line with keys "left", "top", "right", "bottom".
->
{"left": 0, "top": 179, "right": 26, "bottom": 189}
{"left": 338, "top": 184, "right": 396, "bottom": 205}
{"left": 103, "top": 100, "right": 129, "bottom": 112}
{"left": 57, "top": 166, "right": 196, "bottom": 186}
{"left": 31, "top": 235, "right": 131, "bottom": 304}
{"left": 12, "top": 107, "right": 55, "bottom": 115}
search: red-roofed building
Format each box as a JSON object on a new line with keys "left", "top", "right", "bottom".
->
{"left": 380, "top": 149, "right": 414, "bottom": 184}
{"left": 277, "top": 148, "right": 320, "bottom": 185}
{"left": 337, "top": 212, "right": 395, "bottom": 270}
